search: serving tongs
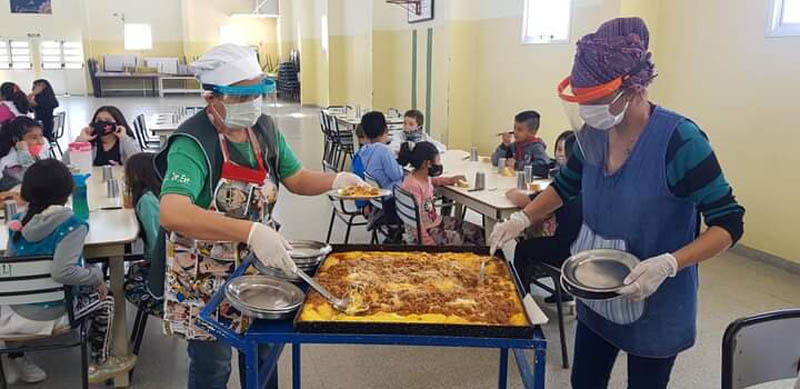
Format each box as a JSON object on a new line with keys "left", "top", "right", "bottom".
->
{"left": 293, "top": 269, "right": 369, "bottom": 315}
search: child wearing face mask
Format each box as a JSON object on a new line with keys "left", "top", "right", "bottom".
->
{"left": 389, "top": 110, "right": 446, "bottom": 155}
{"left": 398, "top": 141, "right": 483, "bottom": 246}
{"left": 64, "top": 106, "right": 140, "bottom": 166}
{"left": 0, "top": 117, "right": 50, "bottom": 188}
{"left": 506, "top": 130, "right": 582, "bottom": 304}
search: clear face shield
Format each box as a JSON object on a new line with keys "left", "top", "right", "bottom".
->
{"left": 558, "top": 76, "right": 626, "bottom": 168}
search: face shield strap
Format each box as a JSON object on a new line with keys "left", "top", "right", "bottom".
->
{"left": 202, "top": 79, "right": 276, "bottom": 97}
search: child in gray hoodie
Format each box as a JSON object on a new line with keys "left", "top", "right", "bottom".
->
{"left": 491, "top": 110, "right": 553, "bottom": 177}
{"left": 0, "top": 159, "right": 117, "bottom": 385}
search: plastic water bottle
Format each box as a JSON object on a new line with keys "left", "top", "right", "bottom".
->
{"left": 68, "top": 142, "right": 93, "bottom": 174}
{"left": 71, "top": 171, "right": 91, "bottom": 220}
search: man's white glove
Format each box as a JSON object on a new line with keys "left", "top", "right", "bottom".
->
{"left": 248, "top": 223, "right": 297, "bottom": 275}
{"left": 488, "top": 211, "right": 532, "bottom": 256}
{"left": 617, "top": 253, "right": 678, "bottom": 301}
{"left": 332, "top": 172, "right": 366, "bottom": 190}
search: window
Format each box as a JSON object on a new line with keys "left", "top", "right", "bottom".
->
{"left": 40, "top": 40, "right": 84, "bottom": 69}
{"left": 0, "top": 41, "right": 9, "bottom": 69}
{"left": 521, "top": 0, "right": 572, "bottom": 45}
{"left": 220, "top": 24, "right": 246, "bottom": 46}
{"left": 9, "top": 40, "right": 31, "bottom": 69}
{"left": 124, "top": 23, "right": 153, "bottom": 50}
{"left": 768, "top": 0, "right": 800, "bottom": 36}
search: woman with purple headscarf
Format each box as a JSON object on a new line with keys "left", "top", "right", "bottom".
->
{"left": 490, "top": 17, "right": 744, "bottom": 388}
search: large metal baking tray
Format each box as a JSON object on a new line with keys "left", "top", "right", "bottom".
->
{"left": 294, "top": 245, "right": 535, "bottom": 339}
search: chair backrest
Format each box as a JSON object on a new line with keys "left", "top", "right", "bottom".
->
{"left": 364, "top": 173, "right": 385, "bottom": 210}
{"left": 722, "top": 309, "right": 800, "bottom": 389}
{"left": 133, "top": 114, "right": 149, "bottom": 150}
{"left": 393, "top": 185, "right": 422, "bottom": 244}
{"left": 0, "top": 256, "right": 69, "bottom": 309}
{"left": 52, "top": 111, "right": 66, "bottom": 140}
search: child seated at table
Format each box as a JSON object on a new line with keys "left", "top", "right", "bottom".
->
{"left": 123, "top": 153, "right": 164, "bottom": 319}
{"left": 399, "top": 141, "right": 483, "bottom": 246}
{"left": 491, "top": 110, "right": 552, "bottom": 177}
{"left": 389, "top": 109, "right": 446, "bottom": 154}
{"left": 506, "top": 131, "right": 581, "bottom": 304}
{"left": 354, "top": 112, "right": 405, "bottom": 190}
{"left": 0, "top": 159, "right": 115, "bottom": 384}
{"left": 0, "top": 116, "right": 50, "bottom": 189}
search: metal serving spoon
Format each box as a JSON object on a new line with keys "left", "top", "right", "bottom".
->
{"left": 293, "top": 269, "right": 369, "bottom": 314}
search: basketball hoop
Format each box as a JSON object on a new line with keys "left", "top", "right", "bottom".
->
{"left": 386, "top": 0, "right": 422, "bottom": 15}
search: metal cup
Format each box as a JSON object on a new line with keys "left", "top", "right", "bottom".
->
{"left": 474, "top": 171, "right": 486, "bottom": 190}
{"left": 516, "top": 171, "right": 527, "bottom": 190}
{"left": 107, "top": 178, "right": 120, "bottom": 198}
{"left": 524, "top": 165, "right": 533, "bottom": 184}
{"left": 470, "top": 147, "right": 479, "bottom": 162}
{"left": 497, "top": 158, "right": 507, "bottom": 172}
{"left": 101, "top": 165, "right": 113, "bottom": 182}
{"left": 4, "top": 200, "right": 18, "bottom": 219}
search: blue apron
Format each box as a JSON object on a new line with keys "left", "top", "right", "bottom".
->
{"left": 573, "top": 106, "right": 699, "bottom": 358}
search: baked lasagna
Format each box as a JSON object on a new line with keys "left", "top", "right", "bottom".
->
{"left": 297, "top": 251, "right": 530, "bottom": 327}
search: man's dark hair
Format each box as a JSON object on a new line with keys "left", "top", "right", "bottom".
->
{"left": 361, "top": 111, "right": 387, "bottom": 140}
{"left": 403, "top": 109, "right": 424, "bottom": 127}
{"left": 514, "top": 110, "right": 541, "bottom": 132}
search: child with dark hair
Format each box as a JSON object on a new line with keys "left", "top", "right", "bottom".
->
{"left": 0, "top": 159, "right": 118, "bottom": 384}
{"left": 389, "top": 109, "right": 445, "bottom": 154}
{"left": 123, "top": 153, "right": 165, "bottom": 318}
{"left": 0, "top": 82, "right": 30, "bottom": 121}
{"left": 398, "top": 141, "right": 483, "bottom": 246}
{"left": 506, "top": 130, "right": 581, "bottom": 303}
{"left": 64, "top": 105, "right": 140, "bottom": 166}
{"left": 353, "top": 111, "right": 404, "bottom": 189}
{"left": 491, "top": 110, "right": 552, "bottom": 176}
{"left": 0, "top": 116, "right": 50, "bottom": 188}
{"left": 27, "top": 79, "right": 59, "bottom": 142}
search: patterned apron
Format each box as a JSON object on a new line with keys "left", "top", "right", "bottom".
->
{"left": 163, "top": 129, "right": 278, "bottom": 340}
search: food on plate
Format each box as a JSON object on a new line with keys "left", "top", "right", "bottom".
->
{"left": 454, "top": 179, "right": 470, "bottom": 188}
{"left": 298, "top": 251, "right": 530, "bottom": 326}
{"left": 339, "top": 185, "right": 381, "bottom": 197}
{"left": 500, "top": 167, "right": 516, "bottom": 177}
{"left": 528, "top": 182, "right": 544, "bottom": 192}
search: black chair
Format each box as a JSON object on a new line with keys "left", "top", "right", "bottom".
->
{"left": 518, "top": 252, "right": 571, "bottom": 369}
{"left": 0, "top": 256, "right": 89, "bottom": 389}
{"left": 328, "top": 116, "right": 355, "bottom": 171}
{"left": 322, "top": 162, "right": 368, "bottom": 243}
{"left": 722, "top": 309, "right": 800, "bottom": 389}
{"left": 392, "top": 186, "right": 423, "bottom": 244}
{"left": 364, "top": 173, "right": 400, "bottom": 244}
{"left": 133, "top": 114, "right": 160, "bottom": 151}
{"left": 49, "top": 111, "right": 66, "bottom": 158}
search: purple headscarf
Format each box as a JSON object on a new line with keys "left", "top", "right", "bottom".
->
{"left": 570, "top": 17, "right": 656, "bottom": 92}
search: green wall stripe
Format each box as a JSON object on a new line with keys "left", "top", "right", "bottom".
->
{"left": 411, "top": 30, "right": 418, "bottom": 109}
{"left": 425, "top": 27, "right": 433, "bottom": 134}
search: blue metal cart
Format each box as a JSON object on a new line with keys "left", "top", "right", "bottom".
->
{"left": 198, "top": 257, "right": 547, "bottom": 389}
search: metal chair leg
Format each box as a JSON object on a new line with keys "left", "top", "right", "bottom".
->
{"left": 344, "top": 217, "right": 353, "bottom": 244}
{"left": 325, "top": 210, "right": 336, "bottom": 244}
{"left": 130, "top": 306, "right": 145, "bottom": 345}
{"left": 80, "top": 323, "right": 89, "bottom": 389}
{"left": 0, "top": 354, "right": 7, "bottom": 389}
{"left": 133, "top": 313, "right": 148, "bottom": 356}
{"left": 552, "top": 274, "right": 570, "bottom": 369}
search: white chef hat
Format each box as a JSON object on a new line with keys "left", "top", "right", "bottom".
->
{"left": 190, "top": 43, "right": 263, "bottom": 86}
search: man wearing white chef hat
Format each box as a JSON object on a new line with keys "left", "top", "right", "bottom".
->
{"left": 156, "top": 43, "right": 364, "bottom": 388}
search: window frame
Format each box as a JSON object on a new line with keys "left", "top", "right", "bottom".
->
{"left": 767, "top": 0, "right": 800, "bottom": 37}
{"left": 520, "top": 0, "right": 574, "bottom": 45}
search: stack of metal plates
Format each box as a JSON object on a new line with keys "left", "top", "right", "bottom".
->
{"left": 254, "top": 240, "right": 332, "bottom": 282}
{"left": 225, "top": 276, "right": 305, "bottom": 319}
{"left": 560, "top": 249, "right": 639, "bottom": 300}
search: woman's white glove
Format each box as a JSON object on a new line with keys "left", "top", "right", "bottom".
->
{"left": 617, "top": 253, "right": 678, "bottom": 301}
{"left": 248, "top": 223, "right": 297, "bottom": 275}
{"left": 332, "top": 172, "right": 366, "bottom": 190}
{"left": 488, "top": 211, "right": 532, "bottom": 255}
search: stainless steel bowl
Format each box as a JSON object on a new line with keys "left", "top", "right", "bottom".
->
{"left": 288, "top": 240, "right": 332, "bottom": 260}
{"left": 561, "top": 249, "right": 639, "bottom": 293}
{"left": 225, "top": 276, "right": 305, "bottom": 319}
{"left": 560, "top": 275, "right": 621, "bottom": 301}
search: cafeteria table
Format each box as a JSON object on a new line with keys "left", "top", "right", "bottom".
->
{"left": 199, "top": 255, "right": 547, "bottom": 389}
{"left": 0, "top": 166, "right": 140, "bottom": 387}
{"left": 146, "top": 113, "right": 180, "bottom": 143}
{"left": 428, "top": 149, "right": 550, "bottom": 242}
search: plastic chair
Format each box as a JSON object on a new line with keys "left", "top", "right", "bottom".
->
{"left": 722, "top": 309, "right": 800, "bottom": 389}
{"left": 322, "top": 161, "right": 368, "bottom": 243}
{"left": 133, "top": 114, "right": 160, "bottom": 151}
{"left": 393, "top": 186, "right": 423, "bottom": 244}
{"left": 0, "top": 256, "right": 89, "bottom": 389}
{"left": 49, "top": 111, "right": 66, "bottom": 158}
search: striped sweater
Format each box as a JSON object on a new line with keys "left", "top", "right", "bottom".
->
{"left": 552, "top": 120, "right": 745, "bottom": 244}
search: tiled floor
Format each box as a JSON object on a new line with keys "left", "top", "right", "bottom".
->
{"left": 11, "top": 96, "right": 800, "bottom": 388}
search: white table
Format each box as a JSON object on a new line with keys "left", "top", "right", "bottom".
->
{"left": 158, "top": 75, "right": 202, "bottom": 97}
{"left": 146, "top": 113, "right": 180, "bottom": 143}
{"left": 436, "top": 150, "right": 551, "bottom": 241}
{"left": 0, "top": 166, "right": 140, "bottom": 387}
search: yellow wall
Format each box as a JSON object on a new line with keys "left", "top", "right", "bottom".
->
{"left": 371, "top": 30, "right": 411, "bottom": 111}
{"left": 654, "top": 0, "right": 800, "bottom": 263}
{"left": 330, "top": 33, "right": 373, "bottom": 107}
